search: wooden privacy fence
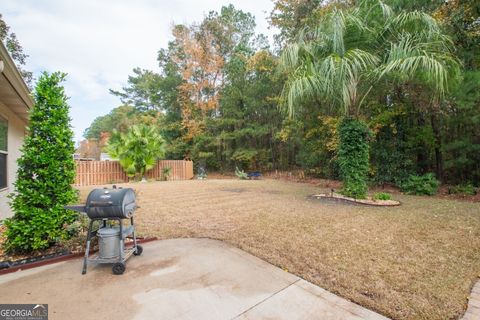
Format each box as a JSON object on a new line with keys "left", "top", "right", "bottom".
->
{"left": 74, "top": 160, "right": 194, "bottom": 186}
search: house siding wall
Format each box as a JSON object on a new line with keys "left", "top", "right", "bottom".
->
{"left": 0, "top": 101, "right": 26, "bottom": 220}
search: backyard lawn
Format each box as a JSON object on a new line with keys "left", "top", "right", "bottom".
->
{"left": 79, "top": 179, "right": 480, "bottom": 320}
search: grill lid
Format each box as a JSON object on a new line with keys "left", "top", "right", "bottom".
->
{"left": 85, "top": 187, "right": 136, "bottom": 219}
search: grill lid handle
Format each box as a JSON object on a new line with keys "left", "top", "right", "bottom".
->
{"left": 89, "top": 201, "right": 114, "bottom": 207}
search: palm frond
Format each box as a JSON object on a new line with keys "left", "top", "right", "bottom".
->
{"left": 277, "top": 0, "right": 458, "bottom": 117}
{"left": 281, "top": 72, "right": 322, "bottom": 117}
{"left": 381, "top": 35, "right": 461, "bottom": 97}
{"left": 390, "top": 11, "right": 440, "bottom": 36}
{"left": 279, "top": 43, "right": 301, "bottom": 72}
{"left": 331, "top": 9, "right": 346, "bottom": 56}
{"left": 378, "top": 1, "right": 393, "bottom": 18}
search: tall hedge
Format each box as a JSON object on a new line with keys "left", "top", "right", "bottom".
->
{"left": 338, "top": 118, "right": 370, "bottom": 199}
{"left": 5, "top": 72, "right": 77, "bottom": 253}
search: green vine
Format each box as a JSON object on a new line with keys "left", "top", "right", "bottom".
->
{"left": 337, "top": 118, "right": 370, "bottom": 199}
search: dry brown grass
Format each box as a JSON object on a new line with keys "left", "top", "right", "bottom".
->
{"left": 78, "top": 179, "right": 480, "bottom": 320}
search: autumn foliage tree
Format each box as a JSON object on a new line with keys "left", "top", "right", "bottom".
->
{"left": 172, "top": 24, "right": 224, "bottom": 140}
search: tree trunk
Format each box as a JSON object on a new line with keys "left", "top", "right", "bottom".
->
{"left": 416, "top": 113, "right": 429, "bottom": 174}
{"left": 430, "top": 113, "right": 443, "bottom": 181}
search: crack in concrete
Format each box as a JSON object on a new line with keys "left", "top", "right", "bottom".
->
{"left": 231, "top": 278, "right": 302, "bottom": 319}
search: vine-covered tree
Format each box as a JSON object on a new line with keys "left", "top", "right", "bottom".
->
{"left": 280, "top": 0, "right": 460, "bottom": 197}
{"left": 5, "top": 72, "right": 77, "bottom": 252}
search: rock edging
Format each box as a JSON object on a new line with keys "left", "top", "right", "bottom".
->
{"left": 309, "top": 193, "right": 401, "bottom": 207}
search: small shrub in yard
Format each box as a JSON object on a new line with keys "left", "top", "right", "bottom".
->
{"left": 235, "top": 166, "right": 248, "bottom": 180}
{"left": 448, "top": 184, "right": 477, "bottom": 196}
{"left": 161, "top": 167, "right": 172, "bottom": 181}
{"left": 197, "top": 167, "right": 207, "bottom": 180}
{"left": 373, "top": 192, "right": 392, "bottom": 201}
{"left": 59, "top": 213, "right": 90, "bottom": 253}
{"left": 400, "top": 173, "right": 439, "bottom": 195}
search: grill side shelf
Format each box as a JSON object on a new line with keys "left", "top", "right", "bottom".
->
{"left": 64, "top": 205, "right": 87, "bottom": 213}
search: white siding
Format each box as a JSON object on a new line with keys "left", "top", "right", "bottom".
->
{"left": 0, "top": 101, "right": 26, "bottom": 220}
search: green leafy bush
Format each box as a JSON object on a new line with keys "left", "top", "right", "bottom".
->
{"left": 369, "top": 111, "right": 414, "bottom": 186}
{"left": 400, "top": 173, "right": 439, "bottom": 195}
{"left": 235, "top": 166, "right": 248, "bottom": 180}
{"left": 373, "top": 192, "right": 392, "bottom": 201}
{"left": 296, "top": 116, "right": 340, "bottom": 179}
{"left": 197, "top": 166, "right": 207, "bottom": 180}
{"left": 4, "top": 72, "right": 78, "bottom": 253}
{"left": 338, "top": 118, "right": 370, "bottom": 199}
{"left": 231, "top": 149, "right": 258, "bottom": 169}
{"left": 161, "top": 167, "right": 172, "bottom": 181}
{"left": 107, "top": 125, "right": 166, "bottom": 180}
{"left": 448, "top": 184, "right": 477, "bottom": 195}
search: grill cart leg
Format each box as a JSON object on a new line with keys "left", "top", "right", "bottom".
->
{"left": 131, "top": 217, "right": 138, "bottom": 252}
{"left": 82, "top": 219, "right": 94, "bottom": 275}
{"left": 118, "top": 218, "right": 124, "bottom": 261}
{"left": 131, "top": 217, "right": 143, "bottom": 256}
{"left": 112, "top": 219, "right": 126, "bottom": 275}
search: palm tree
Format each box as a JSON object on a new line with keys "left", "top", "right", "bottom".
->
{"left": 280, "top": 0, "right": 460, "bottom": 198}
{"left": 107, "top": 125, "right": 166, "bottom": 181}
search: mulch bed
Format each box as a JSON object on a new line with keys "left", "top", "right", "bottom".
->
{"left": 0, "top": 223, "right": 157, "bottom": 275}
{"left": 257, "top": 171, "right": 479, "bottom": 203}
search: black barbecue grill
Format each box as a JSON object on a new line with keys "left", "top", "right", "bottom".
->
{"left": 65, "top": 186, "right": 142, "bottom": 275}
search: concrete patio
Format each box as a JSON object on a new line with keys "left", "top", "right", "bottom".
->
{"left": 0, "top": 238, "right": 388, "bottom": 320}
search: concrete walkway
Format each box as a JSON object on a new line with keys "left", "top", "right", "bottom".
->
{"left": 462, "top": 280, "right": 480, "bottom": 320}
{"left": 0, "top": 239, "right": 388, "bottom": 320}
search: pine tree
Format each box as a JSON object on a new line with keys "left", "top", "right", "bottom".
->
{"left": 5, "top": 72, "right": 77, "bottom": 253}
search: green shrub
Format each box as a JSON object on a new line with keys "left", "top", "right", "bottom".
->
{"left": 161, "top": 167, "right": 172, "bottom": 181}
{"left": 197, "top": 166, "right": 207, "bottom": 180}
{"left": 338, "top": 118, "right": 370, "bottom": 199}
{"left": 373, "top": 192, "right": 392, "bottom": 201}
{"left": 4, "top": 72, "right": 78, "bottom": 253}
{"left": 400, "top": 173, "right": 439, "bottom": 196}
{"left": 448, "top": 184, "right": 477, "bottom": 195}
{"left": 107, "top": 125, "right": 166, "bottom": 180}
{"left": 235, "top": 166, "right": 248, "bottom": 180}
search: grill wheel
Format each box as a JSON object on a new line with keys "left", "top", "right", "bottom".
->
{"left": 112, "top": 262, "right": 126, "bottom": 275}
{"left": 133, "top": 245, "right": 143, "bottom": 256}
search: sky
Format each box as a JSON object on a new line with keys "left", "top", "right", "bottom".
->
{"left": 1, "top": 0, "right": 276, "bottom": 143}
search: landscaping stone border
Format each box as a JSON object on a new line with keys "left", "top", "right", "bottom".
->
{"left": 0, "top": 236, "right": 158, "bottom": 275}
{"left": 308, "top": 193, "right": 401, "bottom": 207}
{"left": 0, "top": 250, "right": 69, "bottom": 270}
